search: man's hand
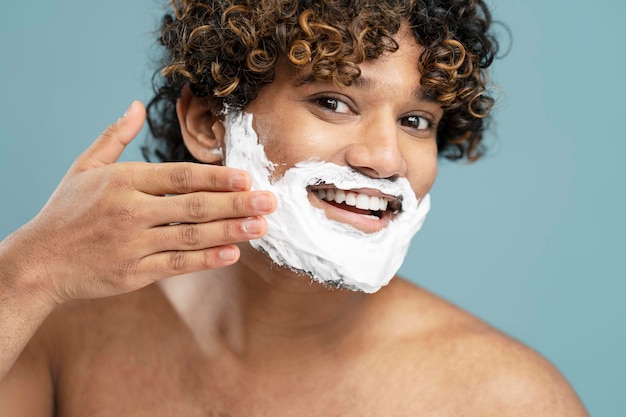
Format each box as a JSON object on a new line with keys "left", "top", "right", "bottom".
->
{"left": 5, "top": 101, "right": 276, "bottom": 305}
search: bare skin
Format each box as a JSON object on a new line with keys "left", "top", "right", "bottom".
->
{"left": 0, "top": 101, "right": 276, "bottom": 388}
{"left": 0, "top": 274, "right": 586, "bottom": 416}
{"left": 0, "top": 27, "right": 588, "bottom": 416}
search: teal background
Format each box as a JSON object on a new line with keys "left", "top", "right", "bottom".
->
{"left": 0, "top": 1, "right": 624, "bottom": 414}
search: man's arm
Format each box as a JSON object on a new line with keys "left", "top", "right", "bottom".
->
{"left": 0, "top": 100, "right": 276, "bottom": 385}
{"left": 0, "top": 234, "right": 57, "bottom": 386}
{"left": 0, "top": 293, "right": 55, "bottom": 416}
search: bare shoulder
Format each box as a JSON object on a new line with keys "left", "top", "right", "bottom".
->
{"left": 10, "top": 283, "right": 178, "bottom": 387}
{"left": 0, "top": 285, "right": 167, "bottom": 416}
{"left": 364, "top": 278, "right": 589, "bottom": 416}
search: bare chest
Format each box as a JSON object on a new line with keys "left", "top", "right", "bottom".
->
{"left": 53, "top": 331, "right": 452, "bottom": 417}
{"left": 48, "top": 285, "right": 486, "bottom": 417}
{"left": 54, "top": 356, "right": 392, "bottom": 417}
{"left": 53, "top": 339, "right": 473, "bottom": 417}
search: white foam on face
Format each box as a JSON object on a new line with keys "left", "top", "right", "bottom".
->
{"left": 223, "top": 112, "right": 430, "bottom": 293}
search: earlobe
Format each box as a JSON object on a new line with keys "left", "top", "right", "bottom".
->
{"left": 177, "top": 87, "right": 225, "bottom": 164}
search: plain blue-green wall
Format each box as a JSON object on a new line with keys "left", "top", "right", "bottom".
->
{"left": 1, "top": 1, "right": 624, "bottom": 415}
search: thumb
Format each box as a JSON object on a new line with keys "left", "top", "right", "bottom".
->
{"left": 71, "top": 101, "right": 147, "bottom": 172}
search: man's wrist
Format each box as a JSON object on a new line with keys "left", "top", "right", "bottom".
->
{"left": 0, "top": 226, "right": 61, "bottom": 313}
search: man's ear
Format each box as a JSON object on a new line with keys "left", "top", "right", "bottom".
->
{"left": 177, "top": 86, "right": 226, "bottom": 164}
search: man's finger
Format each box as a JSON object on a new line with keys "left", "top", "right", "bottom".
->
{"left": 70, "top": 101, "right": 146, "bottom": 172}
{"left": 138, "top": 245, "right": 241, "bottom": 279}
{"left": 134, "top": 163, "right": 252, "bottom": 195}
{"left": 144, "top": 190, "right": 275, "bottom": 226}
{"left": 145, "top": 216, "right": 268, "bottom": 252}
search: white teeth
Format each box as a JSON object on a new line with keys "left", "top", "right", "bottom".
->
{"left": 369, "top": 195, "right": 380, "bottom": 211}
{"left": 355, "top": 194, "right": 370, "bottom": 210}
{"left": 334, "top": 189, "right": 346, "bottom": 204}
{"left": 345, "top": 192, "right": 357, "bottom": 206}
{"left": 315, "top": 188, "right": 390, "bottom": 212}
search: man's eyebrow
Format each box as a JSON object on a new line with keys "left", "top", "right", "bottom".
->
{"left": 354, "top": 75, "right": 439, "bottom": 104}
{"left": 293, "top": 73, "right": 437, "bottom": 104}
{"left": 293, "top": 74, "right": 377, "bottom": 89}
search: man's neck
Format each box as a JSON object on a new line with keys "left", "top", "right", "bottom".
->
{"left": 158, "top": 249, "right": 374, "bottom": 371}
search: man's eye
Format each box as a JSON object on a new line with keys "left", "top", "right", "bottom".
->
{"left": 317, "top": 97, "right": 350, "bottom": 114}
{"left": 402, "top": 115, "right": 432, "bottom": 130}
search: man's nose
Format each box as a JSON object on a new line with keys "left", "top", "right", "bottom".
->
{"left": 344, "top": 115, "right": 407, "bottom": 180}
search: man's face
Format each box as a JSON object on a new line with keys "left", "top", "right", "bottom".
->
{"left": 243, "top": 27, "right": 442, "bottom": 235}
{"left": 223, "top": 25, "right": 443, "bottom": 292}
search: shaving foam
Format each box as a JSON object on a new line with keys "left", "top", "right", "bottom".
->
{"left": 224, "top": 112, "right": 429, "bottom": 293}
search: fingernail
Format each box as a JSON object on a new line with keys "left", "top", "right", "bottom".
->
{"left": 121, "top": 102, "right": 134, "bottom": 119}
{"left": 219, "top": 247, "right": 237, "bottom": 261}
{"left": 242, "top": 217, "right": 262, "bottom": 234}
{"left": 251, "top": 193, "right": 273, "bottom": 212}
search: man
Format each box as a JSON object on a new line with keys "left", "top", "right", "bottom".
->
{"left": 0, "top": 0, "right": 587, "bottom": 415}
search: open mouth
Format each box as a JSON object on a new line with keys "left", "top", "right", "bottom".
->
{"left": 308, "top": 185, "right": 401, "bottom": 220}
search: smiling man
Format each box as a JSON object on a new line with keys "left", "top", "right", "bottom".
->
{"left": 0, "top": 0, "right": 588, "bottom": 415}
{"left": 211, "top": 41, "right": 436, "bottom": 292}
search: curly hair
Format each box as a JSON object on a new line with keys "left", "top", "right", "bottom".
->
{"left": 144, "top": 0, "right": 500, "bottom": 163}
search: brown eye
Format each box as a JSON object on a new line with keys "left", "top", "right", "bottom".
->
{"left": 318, "top": 97, "right": 336, "bottom": 110}
{"left": 402, "top": 115, "right": 431, "bottom": 130}
{"left": 316, "top": 97, "right": 350, "bottom": 114}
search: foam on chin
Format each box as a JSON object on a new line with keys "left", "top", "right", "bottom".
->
{"left": 223, "top": 111, "right": 430, "bottom": 293}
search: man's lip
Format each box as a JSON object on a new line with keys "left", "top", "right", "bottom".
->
{"left": 307, "top": 190, "right": 393, "bottom": 233}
